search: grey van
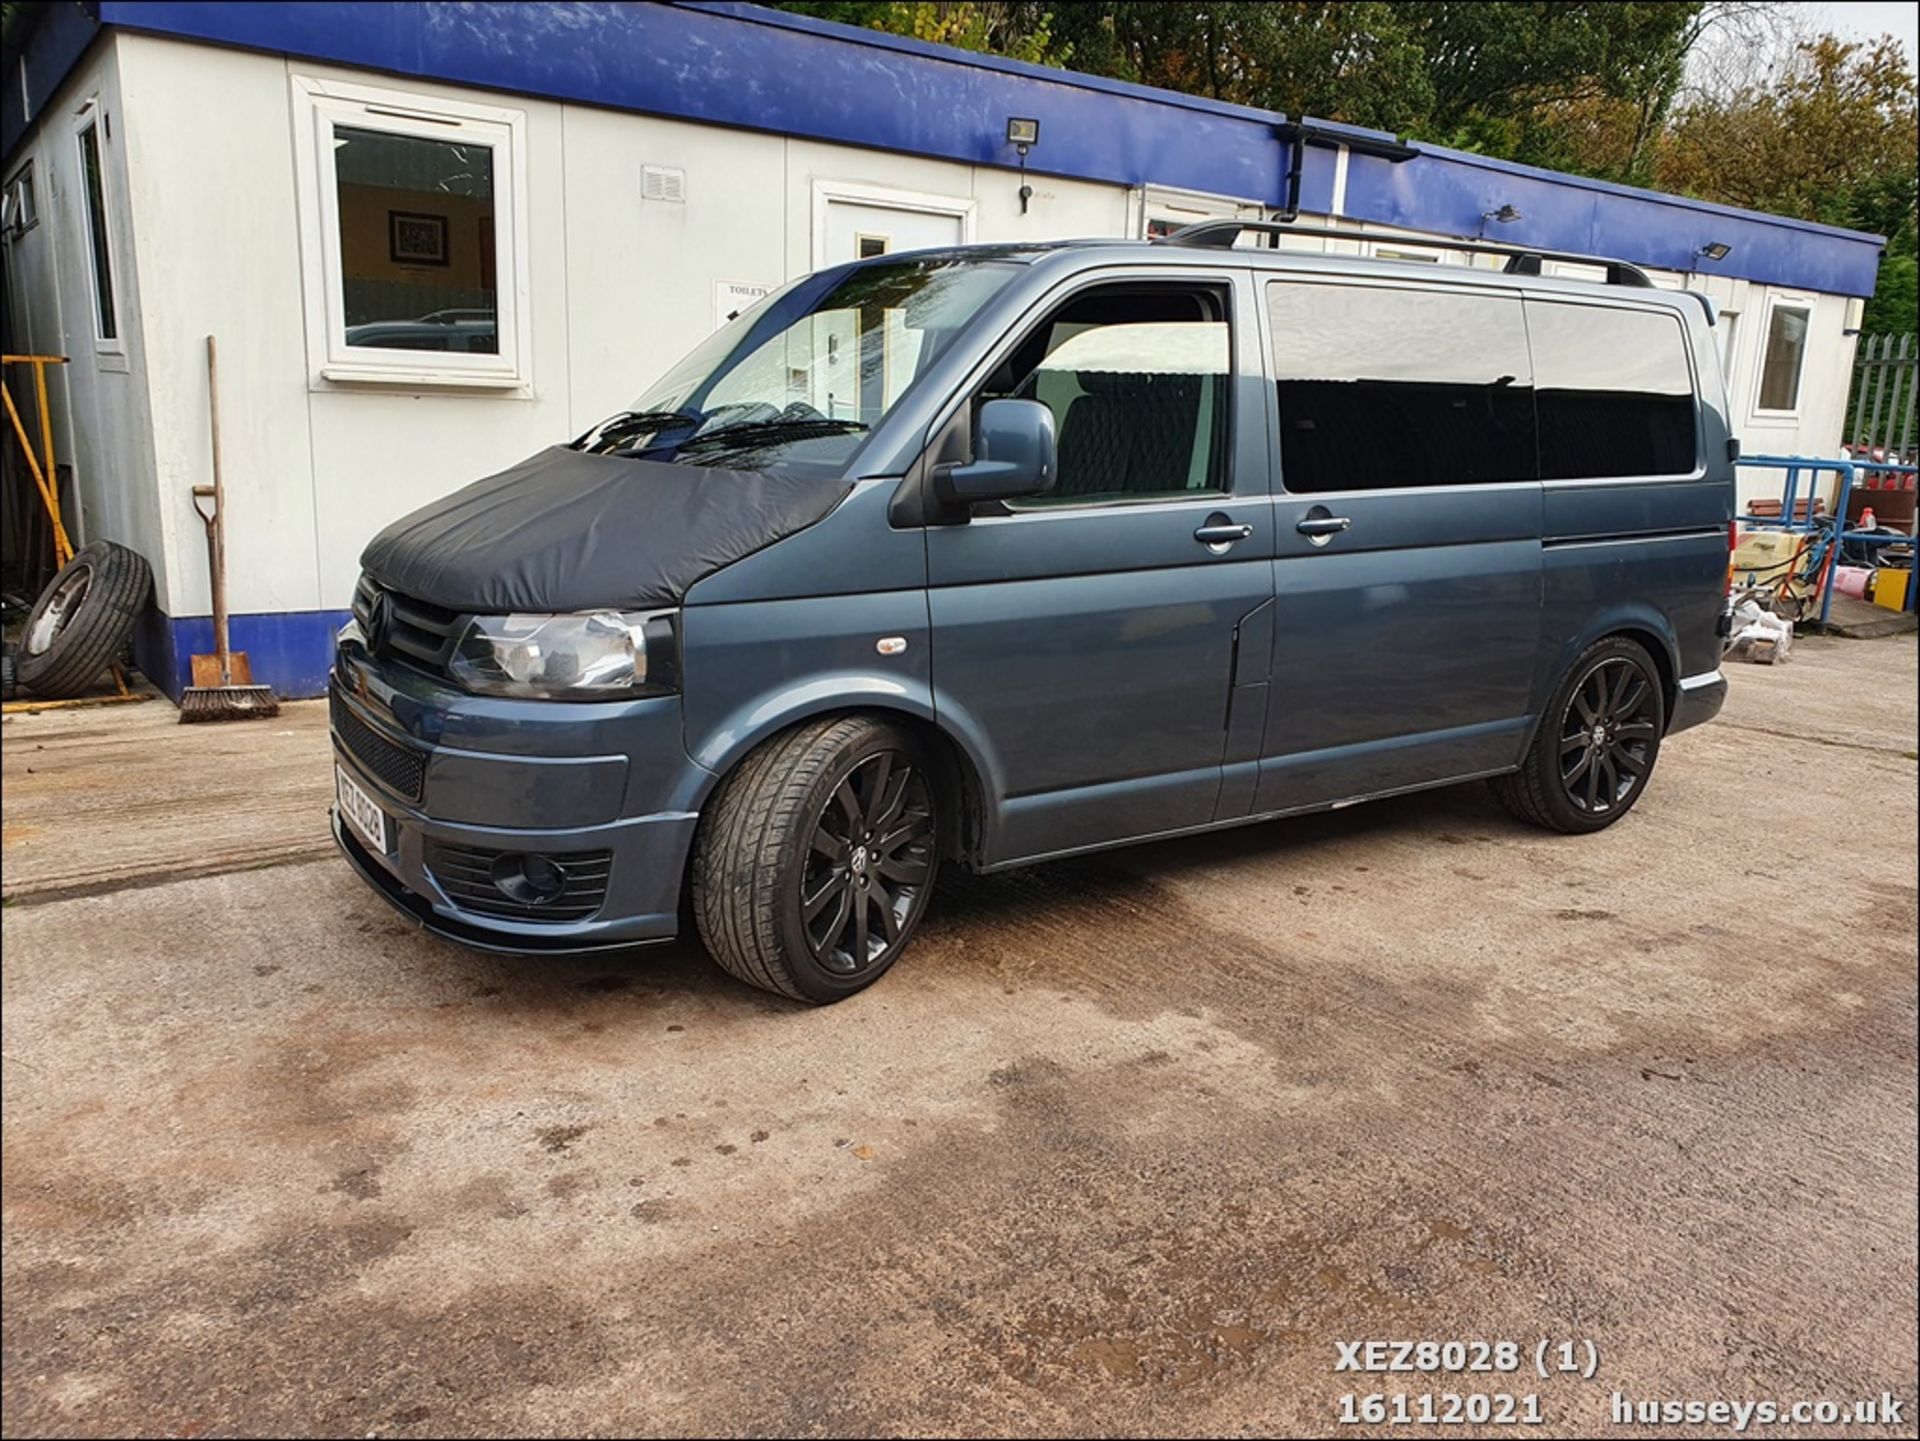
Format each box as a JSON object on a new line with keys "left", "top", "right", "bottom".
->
{"left": 330, "top": 222, "right": 1731, "bottom": 1002}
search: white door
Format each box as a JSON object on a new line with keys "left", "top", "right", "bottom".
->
{"left": 807, "top": 195, "right": 967, "bottom": 422}
{"left": 820, "top": 199, "right": 964, "bottom": 266}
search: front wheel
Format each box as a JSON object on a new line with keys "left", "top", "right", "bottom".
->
{"left": 692, "top": 716, "right": 940, "bottom": 1003}
{"left": 1491, "top": 637, "right": 1665, "bottom": 834}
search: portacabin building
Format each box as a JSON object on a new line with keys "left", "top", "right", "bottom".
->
{"left": 0, "top": 1, "right": 1888, "bottom": 699}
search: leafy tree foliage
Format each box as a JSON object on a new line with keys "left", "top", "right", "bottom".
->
{"left": 1659, "top": 36, "right": 1917, "bottom": 334}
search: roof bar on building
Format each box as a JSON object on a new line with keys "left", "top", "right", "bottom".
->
{"left": 1155, "top": 219, "right": 1656, "bottom": 288}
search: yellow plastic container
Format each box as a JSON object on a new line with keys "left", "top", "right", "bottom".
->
{"left": 1731, "top": 530, "right": 1801, "bottom": 586}
{"left": 1871, "top": 568, "right": 1911, "bottom": 612}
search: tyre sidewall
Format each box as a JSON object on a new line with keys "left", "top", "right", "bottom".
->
{"left": 772, "top": 722, "right": 939, "bottom": 1003}
{"left": 16, "top": 541, "right": 152, "bottom": 697}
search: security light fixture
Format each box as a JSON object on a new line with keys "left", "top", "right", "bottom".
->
{"left": 1482, "top": 204, "right": 1523, "bottom": 225}
{"left": 1007, "top": 117, "right": 1039, "bottom": 214}
{"left": 1697, "top": 241, "right": 1733, "bottom": 261}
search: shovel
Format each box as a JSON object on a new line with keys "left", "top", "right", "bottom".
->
{"left": 180, "top": 336, "right": 278, "bottom": 722}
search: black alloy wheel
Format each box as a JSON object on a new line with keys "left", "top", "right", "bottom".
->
{"left": 1490, "top": 635, "right": 1666, "bottom": 834}
{"left": 692, "top": 715, "right": 943, "bottom": 1003}
{"left": 800, "top": 749, "right": 936, "bottom": 975}
{"left": 1558, "top": 655, "right": 1661, "bottom": 817}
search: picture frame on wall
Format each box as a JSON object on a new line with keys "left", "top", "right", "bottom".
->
{"left": 388, "top": 210, "right": 449, "bottom": 266}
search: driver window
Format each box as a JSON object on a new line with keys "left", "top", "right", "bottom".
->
{"left": 984, "top": 286, "right": 1232, "bottom": 507}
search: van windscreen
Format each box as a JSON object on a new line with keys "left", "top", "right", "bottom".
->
{"left": 577, "top": 258, "right": 1020, "bottom": 473}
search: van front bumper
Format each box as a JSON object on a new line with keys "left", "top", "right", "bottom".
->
{"left": 331, "top": 806, "right": 690, "bottom": 953}
{"left": 328, "top": 646, "right": 708, "bottom": 954}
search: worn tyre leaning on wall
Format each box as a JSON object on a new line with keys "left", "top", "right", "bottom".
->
{"left": 16, "top": 541, "right": 154, "bottom": 699}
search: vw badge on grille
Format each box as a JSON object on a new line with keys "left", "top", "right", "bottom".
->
{"left": 365, "top": 589, "right": 393, "bottom": 658}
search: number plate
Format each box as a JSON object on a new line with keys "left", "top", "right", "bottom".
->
{"left": 335, "top": 764, "right": 391, "bottom": 853}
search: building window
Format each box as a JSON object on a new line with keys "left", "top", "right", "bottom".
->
{"left": 1757, "top": 299, "right": 1810, "bottom": 413}
{"left": 76, "top": 120, "right": 118, "bottom": 343}
{"left": 292, "top": 78, "right": 527, "bottom": 386}
{"left": 2, "top": 163, "right": 38, "bottom": 237}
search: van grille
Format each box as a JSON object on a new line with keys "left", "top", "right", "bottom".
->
{"left": 353, "top": 575, "right": 464, "bottom": 678}
{"left": 330, "top": 687, "right": 426, "bottom": 801}
{"left": 424, "top": 842, "right": 614, "bottom": 923}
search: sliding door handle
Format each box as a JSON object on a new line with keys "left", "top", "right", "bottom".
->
{"left": 1295, "top": 515, "right": 1353, "bottom": 538}
{"left": 1194, "top": 517, "right": 1254, "bottom": 551}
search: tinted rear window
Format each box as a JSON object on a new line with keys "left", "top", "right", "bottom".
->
{"left": 1267, "top": 282, "right": 1535, "bottom": 492}
{"left": 1529, "top": 302, "right": 1696, "bottom": 479}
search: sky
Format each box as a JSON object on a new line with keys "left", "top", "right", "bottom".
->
{"left": 1799, "top": 0, "right": 1919, "bottom": 56}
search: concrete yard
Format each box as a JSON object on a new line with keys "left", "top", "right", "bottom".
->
{"left": 3, "top": 636, "right": 1916, "bottom": 1437}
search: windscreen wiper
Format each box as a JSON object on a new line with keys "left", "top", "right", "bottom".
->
{"left": 574, "top": 408, "right": 705, "bottom": 451}
{"left": 674, "top": 416, "right": 869, "bottom": 451}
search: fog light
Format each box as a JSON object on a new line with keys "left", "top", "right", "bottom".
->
{"left": 490, "top": 851, "right": 568, "bottom": 906}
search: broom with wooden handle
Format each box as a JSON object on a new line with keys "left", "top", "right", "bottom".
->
{"left": 180, "top": 335, "right": 279, "bottom": 722}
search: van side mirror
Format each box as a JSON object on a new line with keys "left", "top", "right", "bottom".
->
{"left": 933, "top": 398, "right": 1056, "bottom": 507}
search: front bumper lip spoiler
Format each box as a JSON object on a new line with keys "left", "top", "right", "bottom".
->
{"left": 331, "top": 809, "right": 673, "bottom": 957}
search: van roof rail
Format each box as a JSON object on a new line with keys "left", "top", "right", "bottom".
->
{"left": 1154, "top": 219, "right": 1657, "bottom": 288}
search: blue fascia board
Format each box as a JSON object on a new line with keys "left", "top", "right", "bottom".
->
{"left": 83, "top": 1, "right": 1884, "bottom": 296}
{"left": 1344, "top": 142, "right": 1884, "bottom": 296}
{"left": 2, "top": 1, "right": 103, "bottom": 161}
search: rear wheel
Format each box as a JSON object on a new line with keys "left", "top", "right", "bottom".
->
{"left": 692, "top": 716, "right": 940, "bottom": 1003}
{"left": 1491, "top": 637, "right": 1665, "bottom": 834}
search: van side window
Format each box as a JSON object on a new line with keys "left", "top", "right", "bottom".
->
{"left": 1529, "top": 302, "right": 1696, "bottom": 479}
{"left": 1266, "top": 282, "right": 1534, "bottom": 492}
{"left": 984, "top": 286, "right": 1231, "bottom": 506}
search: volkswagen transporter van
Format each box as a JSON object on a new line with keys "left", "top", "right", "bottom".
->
{"left": 330, "top": 222, "right": 1732, "bottom": 1003}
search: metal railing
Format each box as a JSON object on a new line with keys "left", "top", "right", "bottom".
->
{"left": 1737, "top": 454, "right": 1918, "bottom": 624}
{"left": 1848, "top": 333, "right": 1916, "bottom": 459}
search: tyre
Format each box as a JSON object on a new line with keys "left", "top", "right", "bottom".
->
{"left": 692, "top": 715, "right": 940, "bottom": 1003}
{"left": 16, "top": 541, "right": 153, "bottom": 700}
{"left": 1, "top": 647, "right": 16, "bottom": 702}
{"left": 1491, "top": 636, "right": 1665, "bottom": 834}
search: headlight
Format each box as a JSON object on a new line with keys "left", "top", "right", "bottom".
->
{"left": 450, "top": 610, "right": 678, "bottom": 699}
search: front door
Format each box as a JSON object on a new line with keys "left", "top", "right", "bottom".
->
{"left": 1254, "top": 277, "right": 1545, "bottom": 813}
{"left": 927, "top": 272, "right": 1275, "bottom": 865}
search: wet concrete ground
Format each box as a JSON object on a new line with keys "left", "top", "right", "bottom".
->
{"left": 3, "top": 635, "right": 1915, "bottom": 1436}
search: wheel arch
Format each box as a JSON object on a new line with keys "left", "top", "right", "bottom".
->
{"left": 687, "top": 687, "right": 997, "bottom": 870}
{"left": 1523, "top": 608, "right": 1682, "bottom": 756}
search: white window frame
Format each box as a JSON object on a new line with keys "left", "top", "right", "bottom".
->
{"left": 71, "top": 99, "right": 124, "bottom": 361}
{"left": 3, "top": 161, "right": 39, "bottom": 237}
{"left": 291, "top": 75, "right": 530, "bottom": 390}
{"left": 1753, "top": 292, "right": 1813, "bottom": 419}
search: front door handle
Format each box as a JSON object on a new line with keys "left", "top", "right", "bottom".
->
{"left": 1195, "top": 518, "right": 1254, "bottom": 551}
{"left": 1296, "top": 515, "right": 1353, "bottom": 538}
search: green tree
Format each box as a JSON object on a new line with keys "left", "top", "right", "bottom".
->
{"left": 1657, "top": 35, "right": 1918, "bottom": 333}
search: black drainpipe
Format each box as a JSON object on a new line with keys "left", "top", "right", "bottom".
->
{"left": 1271, "top": 121, "right": 1420, "bottom": 229}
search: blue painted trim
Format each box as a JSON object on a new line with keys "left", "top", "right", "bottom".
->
{"left": 1, "top": 1, "right": 102, "bottom": 159}
{"left": 134, "top": 608, "right": 346, "bottom": 703}
{"left": 22, "top": 1, "right": 1880, "bottom": 297}
{"left": 686, "top": 2, "right": 1290, "bottom": 125}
